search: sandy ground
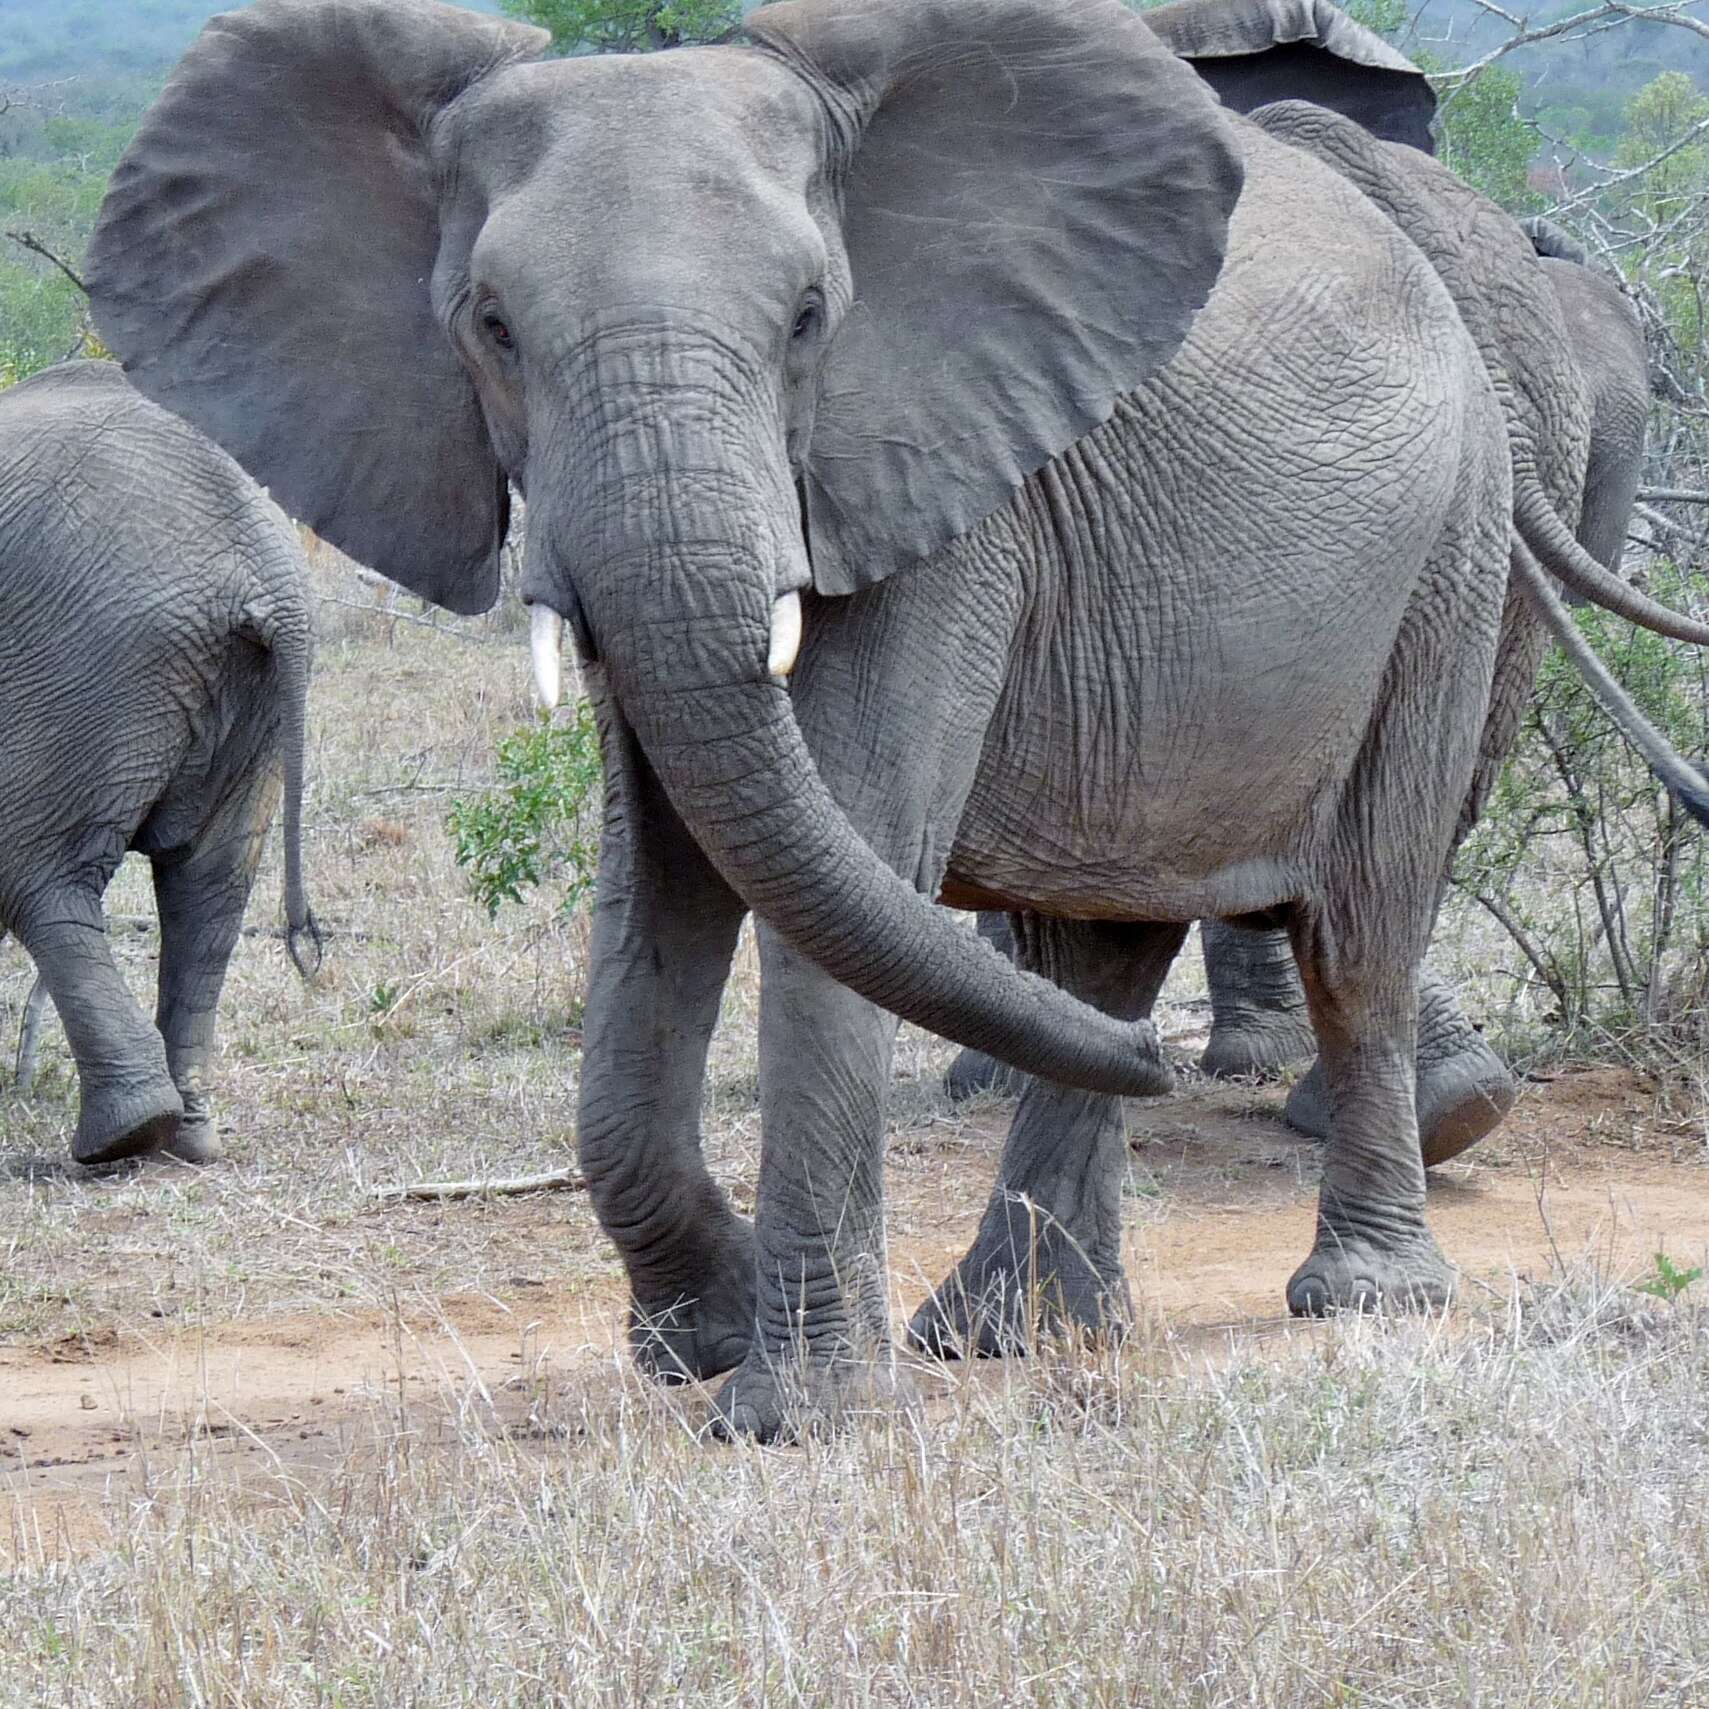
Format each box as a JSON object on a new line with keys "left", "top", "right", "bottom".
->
{"left": 7, "top": 1063, "right": 1704, "bottom": 1561}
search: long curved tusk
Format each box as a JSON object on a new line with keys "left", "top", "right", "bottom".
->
{"left": 531, "top": 603, "right": 564, "bottom": 709}
{"left": 768, "top": 591, "right": 803, "bottom": 680}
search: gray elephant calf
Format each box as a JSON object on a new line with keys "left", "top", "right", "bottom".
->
{"left": 0, "top": 362, "right": 320, "bottom": 1165}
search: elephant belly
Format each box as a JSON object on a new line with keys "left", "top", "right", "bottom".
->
{"left": 948, "top": 640, "right": 1370, "bottom": 924}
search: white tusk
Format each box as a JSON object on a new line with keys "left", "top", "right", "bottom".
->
{"left": 530, "top": 604, "right": 564, "bottom": 709}
{"left": 768, "top": 590, "right": 803, "bottom": 680}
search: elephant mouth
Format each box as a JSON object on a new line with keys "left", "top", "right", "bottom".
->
{"left": 528, "top": 590, "right": 803, "bottom": 709}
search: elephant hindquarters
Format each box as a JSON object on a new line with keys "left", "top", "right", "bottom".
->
{"left": 1286, "top": 355, "right": 1513, "bottom": 1315}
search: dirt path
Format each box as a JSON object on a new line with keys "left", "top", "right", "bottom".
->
{"left": 6, "top": 1068, "right": 1706, "bottom": 1558}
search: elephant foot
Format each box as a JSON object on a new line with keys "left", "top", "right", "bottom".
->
{"left": 1286, "top": 1227, "right": 1454, "bottom": 1317}
{"left": 161, "top": 1114, "right": 222, "bottom": 1165}
{"left": 628, "top": 1234, "right": 756, "bottom": 1386}
{"left": 72, "top": 1081, "right": 184, "bottom": 1167}
{"left": 1414, "top": 1040, "right": 1516, "bottom": 1166}
{"left": 908, "top": 1214, "right": 1131, "bottom": 1361}
{"left": 943, "top": 1047, "right": 1023, "bottom": 1104}
{"left": 1198, "top": 1012, "right": 1316, "bottom": 1081}
{"left": 1285, "top": 1039, "right": 1516, "bottom": 1167}
{"left": 710, "top": 1346, "right": 918, "bottom": 1444}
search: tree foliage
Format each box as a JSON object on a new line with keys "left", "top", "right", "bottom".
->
{"left": 1614, "top": 70, "right": 1709, "bottom": 222}
{"left": 447, "top": 704, "right": 605, "bottom": 918}
{"left": 1436, "top": 66, "right": 1543, "bottom": 213}
{"left": 499, "top": 0, "right": 738, "bottom": 53}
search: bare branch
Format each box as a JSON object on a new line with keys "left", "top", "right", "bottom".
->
{"left": 1467, "top": 891, "right": 1572, "bottom": 1012}
{"left": 315, "top": 593, "right": 490, "bottom": 642}
{"left": 1546, "top": 115, "right": 1709, "bottom": 216}
{"left": 369, "top": 1168, "right": 587, "bottom": 1203}
{"left": 1434, "top": 1, "right": 1709, "bottom": 93}
{"left": 4, "top": 230, "right": 86, "bottom": 294}
{"left": 1638, "top": 488, "right": 1709, "bottom": 505}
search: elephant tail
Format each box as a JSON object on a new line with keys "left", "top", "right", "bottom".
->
{"left": 276, "top": 614, "right": 325, "bottom": 980}
{"left": 1511, "top": 536, "right": 1709, "bottom": 828}
{"left": 1519, "top": 215, "right": 1590, "bottom": 269}
{"left": 1514, "top": 486, "right": 1709, "bottom": 646}
{"left": 241, "top": 568, "right": 324, "bottom": 982}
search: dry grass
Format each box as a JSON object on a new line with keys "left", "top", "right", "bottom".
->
{"left": 3, "top": 564, "right": 1708, "bottom": 1704}
{"left": 0, "top": 558, "right": 1197, "bottom": 1345}
{"left": 2, "top": 1279, "right": 1707, "bottom": 1706}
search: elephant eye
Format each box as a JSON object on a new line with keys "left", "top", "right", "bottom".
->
{"left": 791, "top": 292, "right": 823, "bottom": 342}
{"left": 482, "top": 308, "right": 515, "bottom": 352}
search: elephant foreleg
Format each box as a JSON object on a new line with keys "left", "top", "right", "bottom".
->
{"left": 578, "top": 669, "right": 752, "bottom": 1386}
{"left": 911, "top": 916, "right": 1187, "bottom": 1359}
{"left": 709, "top": 561, "right": 1021, "bottom": 1441}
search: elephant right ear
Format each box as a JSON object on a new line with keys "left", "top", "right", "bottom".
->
{"left": 85, "top": 0, "right": 549, "bottom": 615}
{"left": 1144, "top": 0, "right": 1436, "bottom": 154}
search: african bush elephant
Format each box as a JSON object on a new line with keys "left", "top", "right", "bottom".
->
{"left": 1167, "top": 1, "right": 1653, "bottom": 1156}
{"left": 87, "top": 0, "right": 1709, "bottom": 1438}
{"left": 951, "top": 0, "right": 1653, "bottom": 1171}
{"left": 0, "top": 362, "right": 320, "bottom": 1166}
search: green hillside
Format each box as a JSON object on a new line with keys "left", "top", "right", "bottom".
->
{"left": 2, "top": 0, "right": 1707, "bottom": 380}
{"left": 0, "top": 0, "right": 501, "bottom": 85}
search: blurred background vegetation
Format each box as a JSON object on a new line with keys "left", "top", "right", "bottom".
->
{"left": 6, "top": 0, "right": 1703, "bottom": 377}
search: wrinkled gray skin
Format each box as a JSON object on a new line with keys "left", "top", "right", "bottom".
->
{"left": 949, "top": 13, "right": 1651, "bottom": 1171}
{"left": 86, "top": 0, "right": 1708, "bottom": 1439}
{"left": 1273, "top": 246, "right": 1650, "bottom": 1153}
{"left": 0, "top": 362, "right": 319, "bottom": 1166}
{"left": 950, "top": 251, "right": 1651, "bottom": 1167}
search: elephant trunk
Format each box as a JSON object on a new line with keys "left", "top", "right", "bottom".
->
{"left": 525, "top": 343, "right": 1171, "bottom": 1097}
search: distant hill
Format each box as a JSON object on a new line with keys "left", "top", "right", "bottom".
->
{"left": 0, "top": 0, "right": 503, "bottom": 88}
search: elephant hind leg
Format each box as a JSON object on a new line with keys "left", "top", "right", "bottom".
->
{"left": 151, "top": 763, "right": 281, "bottom": 1165}
{"left": 1282, "top": 916, "right": 1451, "bottom": 1317}
{"left": 1285, "top": 967, "right": 1514, "bottom": 1166}
{"left": 910, "top": 916, "right": 1188, "bottom": 1361}
{"left": 14, "top": 886, "right": 181, "bottom": 1164}
{"left": 942, "top": 912, "right": 1025, "bottom": 1102}
{"left": 1198, "top": 918, "right": 1315, "bottom": 1081}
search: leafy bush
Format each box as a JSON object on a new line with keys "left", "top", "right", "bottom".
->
{"left": 1453, "top": 559, "right": 1709, "bottom": 1044}
{"left": 447, "top": 702, "right": 604, "bottom": 918}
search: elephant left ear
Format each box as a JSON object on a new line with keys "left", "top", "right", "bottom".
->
{"left": 747, "top": 0, "right": 1244, "bottom": 596}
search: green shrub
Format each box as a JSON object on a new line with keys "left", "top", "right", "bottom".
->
{"left": 448, "top": 701, "right": 604, "bottom": 918}
{"left": 1453, "top": 559, "right": 1709, "bottom": 1042}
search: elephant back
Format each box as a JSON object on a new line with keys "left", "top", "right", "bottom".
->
{"left": 1248, "top": 100, "right": 1589, "bottom": 532}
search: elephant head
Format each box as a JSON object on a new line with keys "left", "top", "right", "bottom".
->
{"left": 1144, "top": 0, "right": 1437, "bottom": 153}
{"left": 87, "top": 0, "right": 1242, "bottom": 1091}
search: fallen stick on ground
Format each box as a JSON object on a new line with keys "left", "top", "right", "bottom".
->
{"left": 370, "top": 1168, "right": 587, "bottom": 1202}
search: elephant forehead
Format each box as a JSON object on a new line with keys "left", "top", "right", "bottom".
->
{"left": 444, "top": 50, "right": 834, "bottom": 339}
{"left": 446, "top": 49, "right": 827, "bottom": 217}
